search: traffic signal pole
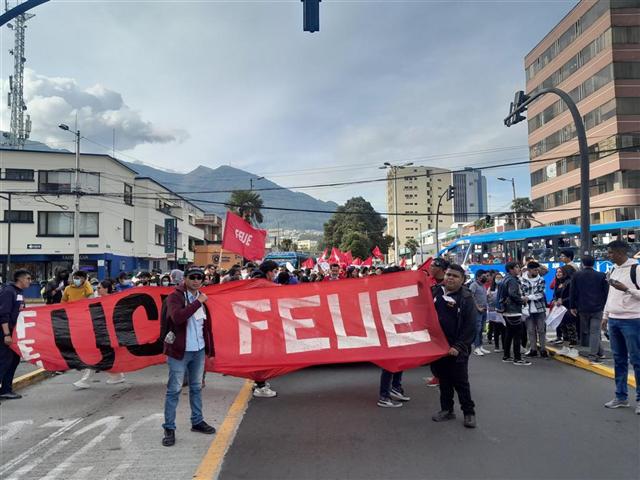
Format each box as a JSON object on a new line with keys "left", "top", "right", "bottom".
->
{"left": 435, "top": 185, "right": 454, "bottom": 256}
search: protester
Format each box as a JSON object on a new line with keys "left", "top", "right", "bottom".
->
{"left": 559, "top": 249, "right": 580, "bottom": 271}
{"left": 430, "top": 264, "right": 476, "bottom": 428}
{"left": 74, "top": 280, "right": 126, "bottom": 389}
{"left": 487, "top": 272, "right": 505, "bottom": 352}
{"left": 43, "top": 267, "right": 69, "bottom": 304}
{"left": 325, "top": 263, "right": 341, "bottom": 281}
{"left": 602, "top": 240, "right": 640, "bottom": 413}
{"left": 115, "top": 272, "right": 134, "bottom": 292}
{"left": 0, "top": 269, "right": 31, "bottom": 400}
{"left": 469, "top": 270, "right": 490, "bottom": 356}
{"left": 136, "top": 271, "right": 152, "bottom": 287}
{"left": 424, "top": 257, "right": 450, "bottom": 387}
{"left": 170, "top": 269, "right": 184, "bottom": 286}
{"left": 61, "top": 271, "right": 94, "bottom": 302}
{"left": 500, "top": 262, "right": 530, "bottom": 365}
{"left": 521, "top": 261, "right": 548, "bottom": 358}
{"left": 554, "top": 265, "right": 579, "bottom": 359}
{"left": 221, "top": 266, "right": 241, "bottom": 284}
{"left": 160, "top": 275, "right": 171, "bottom": 287}
{"left": 161, "top": 267, "right": 216, "bottom": 447}
{"left": 570, "top": 255, "right": 608, "bottom": 364}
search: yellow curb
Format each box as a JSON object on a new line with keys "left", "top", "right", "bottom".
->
{"left": 12, "top": 368, "right": 52, "bottom": 391}
{"left": 547, "top": 347, "right": 636, "bottom": 388}
{"left": 193, "top": 379, "right": 254, "bottom": 480}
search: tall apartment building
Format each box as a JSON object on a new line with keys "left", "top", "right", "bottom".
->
{"left": 452, "top": 168, "right": 488, "bottom": 223}
{"left": 525, "top": 0, "right": 640, "bottom": 225}
{"left": 385, "top": 166, "right": 452, "bottom": 262}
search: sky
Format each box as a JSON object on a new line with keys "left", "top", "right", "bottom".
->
{"left": 0, "top": 0, "right": 576, "bottom": 216}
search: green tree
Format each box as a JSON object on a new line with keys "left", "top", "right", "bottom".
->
{"left": 226, "top": 190, "right": 264, "bottom": 225}
{"left": 280, "top": 238, "right": 295, "bottom": 251}
{"left": 511, "top": 197, "right": 535, "bottom": 229}
{"left": 404, "top": 238, "right": 420, "bottom": 257}
{"left": 323, "top": 197, "right": 391, "bottom": 259}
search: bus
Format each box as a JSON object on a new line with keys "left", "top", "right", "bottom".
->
{"left": 440, "top": 220, "right": 640, "bottom": 297}
{"left": 263, "top": 251, "right": 310, "bottom": 269}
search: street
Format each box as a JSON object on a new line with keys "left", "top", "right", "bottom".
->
{"left": 1, "top": 353, "right": 638, "bottom": 480}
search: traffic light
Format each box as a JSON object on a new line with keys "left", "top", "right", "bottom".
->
{"left": 302, "top": 0, "right": 321, "bottom": 32}
{"left": 505, "top": 90, "right": 530, "bottom": 126}
{"left": 446, "top": 185, "right": 455, "bottom": 201}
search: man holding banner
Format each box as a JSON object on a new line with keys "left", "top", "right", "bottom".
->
{"left": 161, "top": 267, "right": 216, "bottom": 447}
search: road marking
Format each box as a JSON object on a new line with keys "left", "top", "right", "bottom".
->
{"left": 0, "top": 418, "right": 82, "bottom": 477}
{"left": 193, "top": 380, "right": 254, "bottom": 480}
{"left": 0, "top": 420, "right": 33, "bottom": 443}
{"left": 11, "top": 368, "right": 49, "bottom": 391}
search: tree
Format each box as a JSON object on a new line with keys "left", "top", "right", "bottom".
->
{"left": 404, "top": 238, "right": 420, "bottom": 257}
{"left": 280, "top": 238, "right": 295, "bottom": 251}
{"left": 474, "top": 215, "right": 494, "bottom": 230}
{"left": 511, "top": 197, "right": 535, "bottom": 229}
{"left": 226, "top": 190, "right": 264, "bottom": 225}
{"left": 323, "top": 197, "right": 391, "bottom": 259}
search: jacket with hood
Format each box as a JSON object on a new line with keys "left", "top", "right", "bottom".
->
{"left": 520, "top": 271, "right": 546, "bottom": 314}
{"left": 604, "top": 259, "right": 640, "bottom": 320}
{"left": 501, "top": 273, "right": 526, "bottom": 316}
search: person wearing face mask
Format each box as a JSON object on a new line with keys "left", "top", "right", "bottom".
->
{"left": 487, "top": 272, "right": 505, "bottom": 352}
{"left": 136, "top": 271, "right": 152, "bottom": 287}
{"left": 469, "top": 270, "right": 491, "bottom": 356}
{"left": 43, "top": 268, "right": 69, "bottom": 304}
{"left": 160, "top": 275, "right": 172, "bottom": 287}
{"left": 61, "top": 271, "right": 93, "bottom": 302}
{"left": 521, "top": 262, "right": 548, "bottom": 358}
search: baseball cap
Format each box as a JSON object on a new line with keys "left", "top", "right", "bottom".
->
{"left": 184, "top": 267, "right": 205, "bottom": 277}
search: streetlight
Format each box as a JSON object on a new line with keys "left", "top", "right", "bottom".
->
{"left": 250, "top": 176, "right": 264, "bottom": 191}
{"left": 497, "top": 177, "right": 518, "bottom": 231}
{"left": 380, "top": 161, "right": 413, "bottom": 263}
{"left": 504, "top": 88, "right": 591, "bottom": 255}
{"left": 435, "top": 185, "right": 455, "bottom": 255}
{"left": 58, "top": 123, "right": 81, "bottom": 271}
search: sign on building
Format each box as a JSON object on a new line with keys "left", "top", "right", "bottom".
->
{"left": 164, "top": 218, "right": 177, "bottom": 254}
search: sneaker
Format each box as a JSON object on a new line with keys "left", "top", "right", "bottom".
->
{"left": 604, "top": 398, "right": 629, "bottom": 409}
{"left": 425, "top": 376, "right": 440, "bottom": 387}
{"left": 473, "top": 347, "right": 484, "bottom": 356}
{"left": 162, "top": 428, "right": 175, "bottom": 447}
{"left": 480, "top": 347, "right": 491, "bottom": 354}
{"left": 589, "top": 357, "right": 604, "bottom": 365}
{"left": 253, "top": 386, "right": 277, "bottom": 398}
{"left": 463, "top": 414, "right": 477, "bottom": 428}
{"left": 540, "top": 350, "right": 549, "bottom": 358}
{"left": 567, "top": 348, "right": 579, "bottom": 359}
{"left": 525, "top": 350, "right": 538, "bottom": 358}
{"left": 494, "top": 348, "right": 503, "bottom": 353}
{"left": 513, "top": 359, "right": 532, "bottom": 366}
{"left": 558, "top": 346, "right": 571, "bottom": 356}
{"left": 390, "top": 388, "right": 411, "bottom": 402}
{"left": 191, "top": 421, "right": 216, "bottom": 434}
{"left": 377, "top": 397, "right": 403, "bottom": 408}
{"left": 432, "top": 410, "right": 456, "bottom": 422}
{"left": 635, "top": 405, "right": 640, "bottom": 415}
{"left": 106, "top": 375, "right": 125, "bottom": 385}
{"left": 252, "top": 382, "right": 271, "bottom": 390}
{"left": 551, "top": 339, "right": 564, "bottom": 345}
{"left": 0, "top": 392, "right": 22, "bottom": 399}
{"left": 73, "top": 380, "right": 91, "bottom": 389}
{"left": 501, "top": 357, "right": 513, "bottom": 363}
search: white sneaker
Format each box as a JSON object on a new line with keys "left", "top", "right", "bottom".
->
{"left": 253, "top": 386, "right": 277, "bottom": 398}
{"left": 567, "top": 348, "right": 579, "bottom": 359}
{"left": 106, "top": 375, "right": 125, "bottom": 385}
{"left": 473, "top": 347, "right": 484, "bottom": 356}
{"left": 480, "top": 347, "right": 491, "bottom": 354}
{"left": 494, "top": 348, "right": 503, "bottom": 353}
{"left": 635, "top": 405, "right": 640, "bottom": 415}
{"left": 604, "top": 398, "right": 629, "bottom": 409}
{"left": 73, "top": 380, "right": 90, "bottom": 389}
{"left": 558, "top": 346, "right": 571, "bottom": 356}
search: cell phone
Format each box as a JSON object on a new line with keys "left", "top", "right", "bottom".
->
{"left": 164, "top": 331, "right": 176, "bottom": 344}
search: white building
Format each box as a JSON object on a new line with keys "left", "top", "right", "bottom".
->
{"left": 0, "top": 149, "right": 205, "bottom": 293}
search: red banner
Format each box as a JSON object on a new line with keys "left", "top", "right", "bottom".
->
{"left": 12, "top": 272, "right": 449, "bottom": 381}
{"left": 222, "top": 211, "right": 267, "bottom": 261}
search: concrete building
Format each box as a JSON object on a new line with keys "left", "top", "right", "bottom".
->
{"left": 0, "top": 149, "right": 205, "bottom": 293}
{"left": 452, "top": 168, "right": 488, "bottom": 223}
{"left": 195, "top": 213, "right": 223, "bottom": 243}
{"left": 385, "top": 166, "right": 452, "bottom": 263}
{"left": 525, "top": 0, "right": 640, "bottom": 225}
{"left": 296, "top": 239, "right": 318, "bottom": 252}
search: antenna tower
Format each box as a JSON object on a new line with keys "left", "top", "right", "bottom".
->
{"left": 3, "top": 1, "right": 33, "bottom": 148}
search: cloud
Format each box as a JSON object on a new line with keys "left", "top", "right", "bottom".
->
{"left": 2, "top": 69, "right": 188, "bottom": 150}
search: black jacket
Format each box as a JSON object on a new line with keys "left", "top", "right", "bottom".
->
{"left": 0, "top": 283, "right": 25, "bottom": 333}
{"left": 502, "top": 274, "right": 525, "bottom": 315}
{"left": 570, "top": 267, "right": 608, "bottom": 313}
{"left": 553, "top": 278, "right": 572, "bottom": 309}
{"left": 432, "top": 285, "right": 476, "bottom": 357}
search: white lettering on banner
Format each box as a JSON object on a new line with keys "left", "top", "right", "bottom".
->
{"left": 328, "top": 293, "right": 380, "bottom": 349}
{"left": 234, "top": 229, "right": 253, "bottom": 246}
{"left": 376, "top": 285, "right": 430, "bottom": 347}
{"left": 233, "top": 300, "right": 271, "bottom": 355}
{"left": 15, "top": 311, "right": 43, "bottom": 368}
{"left": 279, "top": 295, "right": 330, "bottom": 354}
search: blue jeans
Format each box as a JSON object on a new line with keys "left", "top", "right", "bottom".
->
{"left": 379, "top": 369, "right": 403, "bottom": 399}
{"left": 163, "top": 349, "right": 205, "bottom": 430}
{"left": 608, "top": 318, "right": 640, "bottom": 402}
{"left": 474, "top": 311, "right": 487, "bottom": 348}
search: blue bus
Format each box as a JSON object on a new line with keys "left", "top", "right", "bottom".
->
{"left": 263, "top": 251, "right": 310, "bottom": 269}
{"left": 441, "top": 220, "right": 640, "bottom": 298}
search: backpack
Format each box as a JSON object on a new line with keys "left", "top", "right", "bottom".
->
{"left": 609, "top": 263, "right": 639, "bottom": 290}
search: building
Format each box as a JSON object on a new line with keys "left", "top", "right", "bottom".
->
{"left": 525, "top": 0, "right": 640, "bottom": 225}
{"left": 296, "top": 239, "right": 318, "bottom": 252}
{"left": 452, "top": 168, "right": 488, "bottom": 223}
{"left": 0, "top": 149, "right": 205, "bottom": 292}
{"left": 193, "top": 244, "right": 243, "bottom": 270}
{"left": 195, "top": 213, "right": 223, "bottom": 243}
{"left": 385, "top": 166, "right": 453, "bottom": 263}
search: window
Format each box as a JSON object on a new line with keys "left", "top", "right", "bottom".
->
{"left": 3, "top": 210, "right": 33, "bottom": 223}
{"left": 38, "top": 170, "right": 100, "bottom": 193}
{"left": 3, "top": 169, "right": 34, "bottom": 181}
{"left": 123, "top": 219, "right": 132, "bottom": 241}
{"left": 124, "top": 184, "right": 133, "bottom": 206}
{"left": 37, "top": 212, "right": 99, "bottom": 236}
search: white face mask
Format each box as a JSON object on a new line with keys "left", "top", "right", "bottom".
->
{"left": 161, "top": 281, "right": 170, "bottom": 287}
{"left": 73, "top": 278, "right": 83, "bottom": 287}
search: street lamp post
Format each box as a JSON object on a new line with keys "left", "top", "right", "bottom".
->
{"left": 380, "top": 162, "right": 413, "bottom": 264}
{"left": 505, "top": 88, "right": 591, "bottom": 255}
{"left": 59, "top": 123, "right": 81, "bottom": 271}
{"left": 435, "top": 186, "right": 454, "bottom": 255}
{"left": 250, "top": 176, "right": 264, "bottom": 191}
{"left": 497, "top": 177, "right": 517, "bottom": 231}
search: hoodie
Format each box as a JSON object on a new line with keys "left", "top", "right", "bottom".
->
{"left": 520, "top": 271, "right": 546, "bottom": 314}
{"left": 604, "top": 259, "right": 640, "bottom": 320}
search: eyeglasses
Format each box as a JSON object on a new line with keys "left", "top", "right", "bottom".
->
{"left": 188, "top": 275, "right": 204, "bottom": 280}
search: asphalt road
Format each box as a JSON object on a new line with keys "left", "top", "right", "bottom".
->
{"left": 220, "top": 354, "right": 639, "bottom": 480}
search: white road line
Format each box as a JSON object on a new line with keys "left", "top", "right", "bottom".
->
{"left": 0, "top": 420, "right": 33, "bottom": 443}
{"left": 68, "top": 466, "right": 94, "bottom": 479}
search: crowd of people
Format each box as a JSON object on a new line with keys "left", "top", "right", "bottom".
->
{"left": 0, "top": 240, "right": 637, "bottom": 447}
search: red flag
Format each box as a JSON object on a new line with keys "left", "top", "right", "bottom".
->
{"left": 362, "top": 256, "right": 373, "bottom": 267}
{"left": 400, "top": 257, "right": 407, "bottom": 268}
{"left": 344, "top": 250, "right": 353, "bottom": 265}
{"left": 302, "top": 258, "right": 315, "bottom": 269}
{"left": 353, "top": 257, "right": 362, "bottom": 266}
{"left": 222, "top": 211, "right": 267, "bottom": 261}
{"left": 372, "top": 246, "right": 383, "bottom": 260}
{"left": 320, "top": 248, "right": 328, "bottom": 260}
{"left": 330, "top": 247, "right": 343, "bottom": 263}
{"left": 418, "top": 257, "right": 433, "bottom": 272}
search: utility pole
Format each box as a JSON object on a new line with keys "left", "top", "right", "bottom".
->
{"left": 59, "top": 124, "right": 81, "bottom": 271}
{"left": 498, "top": 177, "right": 518, "bottom": 231}
{"left": 436, "top": 185, "right": 455, "bottom": 255}
{"left": 0, "top": 193, "right": 12, "bottom": 284}
{"left": 505, "top": 88, "right": 591, "bottom": 254}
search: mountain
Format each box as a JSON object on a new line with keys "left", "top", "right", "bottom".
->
{"left": 124, "top": 162, "right": 338, "bottom": 230}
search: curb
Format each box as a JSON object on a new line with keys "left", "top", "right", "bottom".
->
{"left": 12, "top": 368, "right": 53, "bottom": 391}
{"left": 546, "top": 346, "right": 636, "bottom": 388}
